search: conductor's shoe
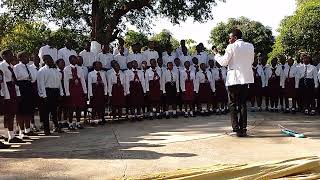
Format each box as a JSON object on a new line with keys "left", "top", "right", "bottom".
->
{"left": 8, "top": 137, "right": 26, "bottom": 144}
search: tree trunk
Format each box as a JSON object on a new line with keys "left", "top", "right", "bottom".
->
{"left": 91, "top": 0, "right": 105, "bottom": 43}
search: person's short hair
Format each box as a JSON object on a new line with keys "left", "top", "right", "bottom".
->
{"left": 69, "top": 55, "right": 77, "bottom": 62}
{"left": 56, "top": 58, "right": 65, "bottom": 65}
{"left": 43, "top": 55, "right": 53, "bottom": 62}
{"left": 231, "top": 29, "right": 243, "bottom": 39}
{"left": 0, "top": 49, "right": 11, "bottom": 59}
{"left": 17, "top": 51, "right": 27, "bottom": 59}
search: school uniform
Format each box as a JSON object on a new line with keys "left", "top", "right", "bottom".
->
{"left": 249, "top": 65, "right": 265, "bottom": 109}
{"left": 191, "top": 64, "right": 200, "bottom": 76}
{"left": 296, "top": 64, "right": 318, "bottom": 113}
{"left": 142, "top": 49, "right": 159, "bottom": 66}
{"left": 179, "top": 55, "right": 192, "bottom": 68}
{"left": 114, "top": 54, "right": 128, "bottom": 71}
{"left": 57, "top": 67, "right": 68, "bottom": 125}
{"left": 127, "top": 53, "right": 144, "bottom": 68}
{"left": 162, "top": 53, "right": 176, "bottom": 66}
{"left": 180, "top": 68, "right": 196, "bottom": 104}
{"left": 96, "top": 52, "right": 114, "bottom": 71}
{"left": 107, "top": 69, "right": 126, "bottom": 107}
{"left": 193, "top": 52, "right": 208, "bottom": 65}
{"left": 0, "top": 61, "right": 21, "bottom": 141}
{"left": 79, "top": 49, "right": 96, "bottom": 70}
{"left": 212, "top": 67, "right": 228, "bottom": 103}
{"left": 64, "top": 65, "right": 87, "bottom": 109}
{"left": 145, "top": 67, "right": 163, "bottom": 104}
{"left": 278, "top": 64, "right": 287, "bottom": 110}
{"left": 195, "top": 70, "right": 215, "bottom": 104}
{"left": 113, "top": 46, "right": 129, "bottom": 57}
{"left": 125, "top": 69, "right": 146, "bottom": 110}
{"left": 30, "top": 64, "right": 40, "bottom": 130}
{"left": 37, "top": 65, "right": 64, "bottom": 134}
{"left": 88, "top": 70, "right": 108, "bottom": 117}
{"left": 38, "top": 45, "right": 58, "bottom": 64}
{"left": 162, "top": 69, "right": 180, "bottom": 105}
{"left": 176, "top": 47, "right": 187, "bottom": 58}
{"left": 283, "top": 65, "right": 298, "bottom": 110}
{"left": 57, "top": 47, "right": 77, "bottom": 66}
{"left": 261, "top": 65, "right": 270, "bottom": 109}
{"left": 79, "top": 65, "right": 89, "bottom": 82}
{"left": 265, "top": 66, "right": 281, "bottom": 110}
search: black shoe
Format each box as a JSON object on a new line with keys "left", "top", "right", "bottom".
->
{"left": 22, "top": 136, "right": 31, "bottom": 140}
{"left": 149, "top": 116, "right": 154, "bottom": 120}
{"left": 236, "top": 131, "right": 243, "bottom": 137}
{"left": 8, "top": 137, "right": 26, "bottom": 143}
{"left": 76, "top": 124, "right": 84, "bottom": 129}
{"left": 54, "top": 127, "right": 64, "bottom": 133}
{"left": 0, "top": 135, "right": 5, "bottom": 140}
{"left": 184, "top": 114, "right": 189, "bottom": 118}
{"left": 165, "top": 115, "right": 170, "bottom": 119}
{"left": 0, "top": 142, "right": 10, "bottom": 149}
{"left": 156, "top": 115, "right": 162, "bottom": 119}
{"left": 173, "top": 114, "right": 178, "bottom": 118}
{"left": 24, "top": 131, "right": 38, "bottom": 136}
{"left": 62, "top": 122, "right": 69, "bottom": 128}
{"left": 68, "top": 125, "right": 76, "bottom": 130}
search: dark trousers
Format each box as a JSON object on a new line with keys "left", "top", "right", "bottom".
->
{"left": 228, "top": 84, "right": 249, "bottom": 132}
{"left": 40, "top": 88, "right": 60, "bottom": 133}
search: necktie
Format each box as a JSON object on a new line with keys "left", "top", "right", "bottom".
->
{"left": 203, "top": 71, "right": 208, "bottom": 82}
{"left": 304, "top": 65, "right": 308, "bottom": 78}
{"left": 7, "top": 66, "right": 17, "bottom": 83}
{"left": 219, "top": 68, "right": 223, "bottom": 80}
{"left": 153, "top": 69, "right": 159, "bottom": 80}
{"left": 170, "top": 71, "right": 174, "bottom": 85}
{"left": 116, "top": 73, "right": 121, "bottom": 85}
{"left": 71, "top": 67, "right": 77, "bottom": 80}
{"left": 133, "top": 70, "right": 139, "bottom": 82}
{"left": 186, "top": 70, "right": 191, "bottom": 81}
{"left": 177, "top": 67, "right": 180, "bottom": 84}
{"left": 288, "top": 66, "right": 291, "bottom": 78}
{"left": 25, "top": 64, "right": 32, "bottom": 80}
{"left": 282, "top": 65, "right": 285, "bottom": 71}
{"left": 97, "top": 72, "right": 102, "bottom": 84}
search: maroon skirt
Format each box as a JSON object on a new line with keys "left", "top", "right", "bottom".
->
{"left": 182, "top": 80, "right": 195, "bottom": 103}
{"left": 129, "top": 81, "right": 144, "bottom": 106}
{"left": 4, "top": 82, "right": 18, "bottom": 114}
{"left": 111, "top": 84, "right": 125, "bottom": 106}
{"left": 268, "top": 77, "right": 280, "bottom": 98}
{"left": 198, "top": 83, "right": 212, "bottom": 104}
{"left": 215, "top": 80, "right": 228, "bottom": 102}
{"left": 32, "top": 82, "right": 40, "bottom": 108}
{"left": 284, "top": 78, "right": 296, "bottom": 98}
{"left": 67, "top": 78, "right": 86, "bottom": 108}
{"left": 148, "top": 80, "right": 161, "bottom": 104}
{"left": 90, "top": 83, "right": 106, "bottom": 112}
{"left": 249, "top": 77, "right": 262, "bottom": 97}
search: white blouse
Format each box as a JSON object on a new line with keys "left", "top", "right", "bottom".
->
{"left": 180, "top": 69, "right": 196, "bottom": 92}
{"left": 195, "top": 70, "right": 215, "bottom": 93}
{"left": 87, "top": 70, "right": 108, "bottom": 98}
{"left": 162, "top": 69, "right": 180, "bottom": 93}
{"left": 125, "top": 69, "right": 146, "bottom": 94}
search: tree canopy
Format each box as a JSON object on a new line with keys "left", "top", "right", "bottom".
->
{"left": 209, "top": 17, "right": 274, "bottom": 56}
{"left": 1, "top": 0, "right": 225, "bottom": 44}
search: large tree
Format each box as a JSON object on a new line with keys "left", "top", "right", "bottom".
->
{"left": 209, "top": 17, "right": 274, "bottom": 56}
{"left": 1, "top": 0, "right": 225, "bottom": 44}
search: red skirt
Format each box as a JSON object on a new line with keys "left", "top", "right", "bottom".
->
{"left": 90, "top": 83, "right": 106, "bottom": 112}
{"left": 129, "top": 81, "right": 144, "bottom": 106}
{"left": 67, "top": 79, "right": 86, "bottom": 108}
{"left": 4, "top": 82, "right": 18, "bottom": 114}
{"left": 268, "top": 77, "right": 280, "bottom": 98}
{"left": 249, "top": 77, "right": 262, "bottom": 97}
{"left": 111, "top": 84, "right": 125, "bottom": 106}
{"left": 182, "top": 80, "right": 195, "bottom": 103}
{"left": 198, "top": 83, "right": 212, "bottom": 104}
{"left": 284, "top": 78, "right": 296, "bottom": 98}
{"left": 215, "top": 80, "right": 228, "bottom": 102}
{"left": 148, "top": 80, "right": 161, "bottom": 104}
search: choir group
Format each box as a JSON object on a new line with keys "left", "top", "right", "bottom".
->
{"left": 0, "top": 36, "right": 318, "bottom": 149}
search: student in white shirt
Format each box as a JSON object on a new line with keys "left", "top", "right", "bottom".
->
{"left": 127, "top": 43, "right": 144, "bottom": 68}
{"left": 278, "top": 57, "right": 287, "bottom": 112}
{"left": 283, "top": 57, "right": 298, "bottom": 113}
{"left": 114, "top": 46, "right": 128, "bottom": 71}
{"left": 176, "top": 39, "right": 188, "bottom": 58}
{"left": 265, "top": 58, "right": 281, "bottom": 112}
{"left": 56, "top": 59, "right": 68, "bottom": 128}
{"left": 64, "top": 55, "right": 87, "bottom": 129}
{"left": 179, "top": 46, "right": 192, "bottom": 68}
{"left": 180, "top": 61, "right": 196, "bottom": 117}
{"left": 191, "top": 57, "right": 200, "bottom": 76}
{"left": 96, "top": 44, "right": 114, "bottom": 71}
{"left": 193, "top": 44, "right": 208, "bottom": 65}
{"left": 77, "top": 56, "right": 89, "bottom": 82}
{"left": 88, "top": 61, "right": 108, "bottom": 124}
{"left": 79, "top": 40, "right": 96, "bottom": 71}
{"left": 212, "top": 61, "right": 228, "bottom": 114}
{"left": 297, "top": 54, "right": 318, "bottom": 115}
{"left": 57, "top": 40, "right": 77, "bottom": 66}
{"left": 249, "top": 59, "right": 265, "bottom": 112}
{"left": 108, "top": 62, "right": 126, "bottom": 120}
{"left": 142, "top": 41, "right": 159, "bottom": 66}
{"left": 113, "top": 38, "right": 129, "bottom": 56}
{"left": 162, "top": 44, "right": 176, "bottom": 64}
{"left": 195, "top": 63, "right": 215, "bottom": 115}
{"left": 37, "top": 55, "right": 64, "bottom": 135}
{"left": 38, "top": 37, "right": 58, "bottom": 65}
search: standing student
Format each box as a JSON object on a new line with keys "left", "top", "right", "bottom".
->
{"left": 265, "top": 58, "right": 281, "bottom": 112}
{"left": 0, "top": 49, "right": 24, "bottom": 144}
{"left": 64, "top": 55, "right": 87, "bottom": 129}
{"left": 142, "top": 41, "right": 159, "bottom": 67}
{"left": 88, "top": 61, "right": 108, "bottom": 123}
{"left": 38, "top": 37, "right": 58, "bottom": 64}
{"left": 79, "top": 40, "right": 96, "bottom": 71}
{"left": 141, "top": 60, "right": 149, "bottom": 118}
{"left": 260, "top": 57, "right": 270, "bottom": 111}
{"left": 249, "top": 59, "right": 265, "bottom": 112}
{"left": 37, "top": 55, "right": 64, "bottom": 135}
{"left": 195, "top": 63, "right": 215, "bottom": 115}
{"left": 77, "top": 56, "right": 89, "bottom": 82}
{"left": 180, "top": 61, "right": 196, "bottom": 117}
{"left": 297, "top": 54, "right": 318, "bottom": 115}
{"left": 57, "top": 39, "right": 77, "bottom": 66}
{"left": 125, "top": 60, "right": 146, "bottom": 121}
{"left": 193, "top": 45, "right": 208, "bottom": 65}
{"left": 29, "top": 54, "right": 41, "bottom": 132}
{"left": 176, "top": 39, "right": 188, "bottom": 58}
{"left": 162, "top": 44, "right": 176, "bottom": 65}
{"left": 127, "top": 43, "right": 144, "bottom": 68}
{"left": 114, "top": 46, "right": 128, "bottom": 71}
{"left": 191, "top": 57, "right": 200, "bottom": 75}
{"left": 96, "top": 44, "right": 114, "bottom": 71}
{"left": 56, "top": 59, "right": 68, "bottom": 128}
{"left": 162, "top": 62, "right": 180, "bottom": 118}
{"left": 108, "top": 62, "right": 126, "bottom": 119}
{"left": 157, "top": 58, "right": 166, "bottom": 115}
{"left": 173, "top": 58, "right": 183, "bottom": 114}
{"left": 14, "top": 52, "right": 38, "bottom": 139}
{"left": 212, "top": 62, "right": 228, "bottom": 114}
{"left": 0, "top": 67, "right": 11, "bottom": 148}
{"left": 207, "top": 59, "right": 216, "bottom": 111}
{"left": 113, "top": 38, "right": 129, "bottom": 57}
{"left": 179, "top": 46, "right": 192, "bottom": 68}
{"left": 146, "top": 59, "right": 163, "bottom": 119}
{"left": 283, "top": 57, "right": 298, "bottom": 113}
{"left": 278, "top": 57, "right": 287, "bottom": 111}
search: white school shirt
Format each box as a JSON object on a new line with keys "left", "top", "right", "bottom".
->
{"left": 179, "top": 55, "right": 192, "bottom": 67}
{"left": 283, "top": 65, "right": 299, "bottom": 88}
{"left": 180, "top": 68, "right": 196, "bottom": 92}
{"left": 87, "top": 70, "right": 108, "bottom": 98}
{"left": 125, "top": 69, "right": 146, "bottom": 94}
{"left": 261, "top": 65, "right": 269, "bottom": 87}
{"left": 96, "top": 52, "right": 114, "bottom": 69}
{"left": 79, "top": 66, "right": 89, "bottom": 81}
{"left": 37, "top": 65, "right": 64, "bottom": 98}
{"left": 127, "top": 53, "right": 144, "bottom": 68}
{"left": 30, "top": 64, "right": 41, "bottom": 71}
{"left": 163, "top": 53, "right": 176, "bottom": 66}
{"left": 13, "top": 62, "right": 37, "bottom": 83}
{"left": 162, "top": 69, "right": 180, "bottom": 93}
{"left": 296, "top": 64, "right": 318, "bottom": 88}
{"left": 193, "top": 52, "right": 208, "bottom": 65}
{"left": 277, "top": 64, "right": 288, "bottom": 88}
{"left": 195, "top": 70, "right": 215, "bottom": 93}
{"left": 38, "top": 45, "right": 58, "bottom": 64}
{"left": 57, "top": 47, "right": 77, "bottom": 66}
{"left": 63, "top": 65, "right": 87, "bottom": 96}
{"left": 264, "top": 66, "right": 281, "bottom": 87}
{"left": 114, "top": 54, "right": 128, "bottom": 70}
{"left": 113, "top": 47, "right": 129, "bottom": 57}
{"left": 215, "top": 39, "right": 254, "bottom": 86}
{"left": 0, "top": 61, "right": 21, "bottom": 99}
{"left": 212, "top": 67, "right": 227, "bottom": 82}
{"left": 176, "top": 47, "right": 188, "bottom": 58}
{"left": 145, "top": 67, "right": 163, "bottom": 92}
{"left": 316, "top": 63, "right": 320, "bottom": 71}
{"left": 107, "top": 69, "right": 126, "bottom": 96}
{"left": 79, "top": 50, "right": 96, "bottom": 68}
{"left": 252, "top": 65, "right": 266, "bottom": 88}
{"left": 142, "top": 49, "right": 159, "bottom": 66}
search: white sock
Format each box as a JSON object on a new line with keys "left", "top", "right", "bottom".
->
{"left": 150, "top": 112, "right": 153, "bottom": 117}
{"left": 190, "top": 111, "right": 193, "bottom": 115}
{"left": 24, "top": 128, "right": 31, "bottom": 134}
{"left": 173, "top": 110, "right": 177, "bottom": 115}
{"left": 8, "top": 131, "right": 15, "bottom": 140}
{"left": 31, "top": 123, "right": 35, "bottom": 128}
{"left": 165, "top": 111, "right": 169, "bottom": 115}
{"left": 156, "top": 113, "right": 160, "bottom": 116}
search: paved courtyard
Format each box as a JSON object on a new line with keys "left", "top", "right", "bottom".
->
{"left": 0, "top": 112, "right": 320, "bottom": 179}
